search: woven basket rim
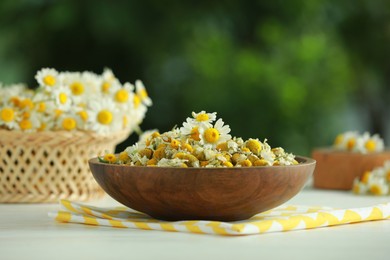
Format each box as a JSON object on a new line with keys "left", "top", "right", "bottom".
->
{"left": 0, "top": 128, "right": 132, "bottom": 146}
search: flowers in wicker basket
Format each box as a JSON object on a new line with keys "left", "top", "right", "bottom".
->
{"left": 0, "top": 68, "right": 152, "bottom": 134}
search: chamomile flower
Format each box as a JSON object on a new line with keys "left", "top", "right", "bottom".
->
{"left": 334, "top": 131, "right": 384, "bottom": 153}
{"left": 360, "top": 133, "right": 384, "bottom": 153}
{"left": 35, "top": 68, "right": 59, "bottom": 89}
{"left": 260, "top": 139, "right": 275, "bottom": 165}
{"left": 189, "top": 111, "right": 216, "bottom": 128}
{"left": 113, "top": 82, "right": 135, "bottom": 110}
{"left": 0, "top": 106, "right": 18, "bottom": 129}
{"left": 87, "top": 99, "right": 121, "bottom": 134}
{"left": 135, "top": 80, "right": 152, "bottom": 106}
{"left": 60, "top": 72, "right": 90, "bottom": 103}
{"left": 352, "top": 178, "right": 368, "bottom": 195}
{"left": 245, "top": 138, "right": 262, "bottom": 155}
{"left": 334, "top": 131, "right": 360, "bottom": 151}
{"left": 276, "top": 153, "right": 296, "bottom": 166}
{"left": 180, "top": 118, "right": 201, "bottom": 141}
{"left": 368, "top": 178, "right": 389, "bottom": 196}
{"left": 103, "top": 111, "right": 297, "bottom": 168}
{"left": 1, "top": 68, "right": 151, "bottom": 134}
{"left": 56, "top": 113, "right": 83, "bottom": 131}
{"left": 353, "top": 161, "right": 390, "bottom": 196}
{"left": 138, "top": 129, "right": 160, "bottom": 144}
{"left": 50, "top": 86, "right": 73, "bottom": 110}
{"left": 14, "top": 110, "right": 40, "bottom": 132}
{"left": 199, "top": 118, "right": 231, "bottom": 147}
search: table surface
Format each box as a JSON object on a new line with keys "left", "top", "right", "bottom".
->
{"left": 1, "top": 187, "right": 389, "bottom": 260}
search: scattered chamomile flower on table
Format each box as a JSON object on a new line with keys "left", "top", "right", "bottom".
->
{"left": 0, "top": 68, "right": 152, "bottom": 134}
{"left": 353, "top": 161, "right": 390, "bottom": 196}
{"left": 100, "top": 111, "right": 298, "bottom": 168}
{"left": 333, "top": 131, "right": 384, "bottom": 153}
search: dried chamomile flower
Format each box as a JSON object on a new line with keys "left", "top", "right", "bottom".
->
{"left": 101, "top": 111, "right": 297, "bottom": 168}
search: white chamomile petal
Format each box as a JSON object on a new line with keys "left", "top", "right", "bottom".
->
{"left": 35, "top": 68, "right": 59, "bottom": 89}
{"left": 136, "top": 80, "right": 152, "bottom": 106}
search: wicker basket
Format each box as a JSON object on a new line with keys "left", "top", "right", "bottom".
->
{"left": 0, "top": 129, "right": 130, "bottom": 203}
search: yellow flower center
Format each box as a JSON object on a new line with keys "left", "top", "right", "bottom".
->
{"left": 37, "top": 102, "right": 46, "bottom": 112}
{"left": 103, "top": 153, "right": 117, "bottom": 164}
{"left": 22, "top": 111, "right": 30, "bottom": 119}
{"left": 181, "top": 143, "right": 193, "bottom": 153}
{"left": 246, "top": 139, "right": 262, "bottom": 154}
{"left": 77, "top": 111, "right": 88, "bottom": 122}
{"left": 59, "top": 92, "right": 68, "bottom": 104}
{"left": 216, "top": 142, "right": 228, "bottom": 151}
{"left": 334, "top": 134, "right": 343, "bottom": 145}
{"left": 101, "top": 82, "right": 111, "bottom": 93}
{"left": 115, "top": 89, "right": 129, "bottom": 103}
{"left": 1, "top": 108, "right": 15, "bottom": 122}
{"left": 223, "top": 161, "right": 233, "bottom": 167}
{"left": 151, "top": 132, "right": 160, "bottom": 139}
{"left": 190, "top": 127, "right": 200, "bottom": 141}
{"left": 55, "top": 109, "right": 63, "bottom": 118}
{"left": 119, "top": 151, "right": 129, "bottom": 162}
{"left": 347, "top": 138, "right": 356, "bottom": 150}
{"left": 170, "top": 139, "right": 180, "bottom": 149}
{"left": 62, "top": 117, "right": 77, "bottom": 130}
{"left": 241, "top": 147, "right": 251, "bottom": 153}
{"left": 196, "top": 114, "right": 209, "bottom": 122}
{"left": 361, "top": 171, "right": 371, "bottom": 184}
{"left": 38, "top": 123, "right": 47, "bottom": 131}
{"left": 20, "top": 98, "right": 34, "bottom": 110}
{"left": 239, "top": 159, "right": 252, "bottom": 167}
{"left": 9, "top": 97, "right": 20, "bottom": 106}
{"left": 97, "top": 110, "right": 113, "bottom": 125}
{"left": 253, "top": 159, "right": 269, "bottom": 166}
{"left": 352, "top": 183, "right": 360, "bottom": 194}
{"left": 369, "top": 184, "right": 382, "bottom": 195}
{"left": 365, "top": 139, "right": 376, "bottom": 152}
{"left": 19, "top": 119, "right": 32, "bottom": 130}
{"left": 204, "top": 128, "right": 220, "bottom": 144}
{"left": 133, "top": 94, "right": 141, "bottom": 108}
{"left": 70, "top": 82, "right": 84, "bottom": 95}
{"left": 43, "top": 75, "right": 56, "bottom": 86}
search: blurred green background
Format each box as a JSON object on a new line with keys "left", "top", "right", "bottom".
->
{"left": 1, "top": 0, "right": 389, "bottom": 156}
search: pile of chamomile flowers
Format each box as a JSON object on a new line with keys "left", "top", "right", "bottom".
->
{"left": 100, "top": 111, "right": 298, "bottom": 168}
{"left": 353, "top": 161, "right": 390, "bottom": 196}
{"left": 333, "top": 131, "right": 389, "bottom": 196}
{"left": 333, "top": 131, "right": 384, "bottom": 153}
{"left": 0, "top": 68, "right": 151, "bottom": 134}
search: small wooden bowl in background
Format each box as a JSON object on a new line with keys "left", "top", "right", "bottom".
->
{"left": 312, "top": 148, "right": 390, "bottom": 190}
{"left": 89, "top": 156, "right": 315, "bottom": 221}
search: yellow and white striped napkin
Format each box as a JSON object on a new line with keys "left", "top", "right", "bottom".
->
{"left": 49, "top": 200, "right": 390, "bottom": 236}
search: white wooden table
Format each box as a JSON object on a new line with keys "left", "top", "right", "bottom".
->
{"left": 1, "top": 187, "right": 389, "bottom": 260}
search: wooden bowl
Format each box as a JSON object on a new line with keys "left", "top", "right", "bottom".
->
{"left": 312, "top": 148, "right": 390, "bottom": 190}
{"left": 89, "top": 156, "right": 316, "bottom": 221}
